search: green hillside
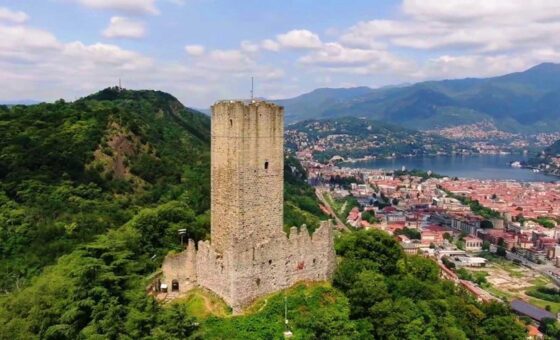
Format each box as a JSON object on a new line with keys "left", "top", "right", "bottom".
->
{"left": 286, "top": 116, "right": 471, "bottom": 162}
{"left": 546, "top": 140, "right": 560, "bottom": 156}
{"left": 0, "top": 87, "right": 211, "bottom": 293}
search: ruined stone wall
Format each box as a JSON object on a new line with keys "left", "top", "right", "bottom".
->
{"left": 161, "top": 220, "right": 335, "bottom": 311}
{"left": 226, "top": 220, "right": 336, "bottom": 310}
{"left": 160, "top": 239, "right": 197, "bottom": 291}
{"left": 194, "top": 240, "right": 233, "bottom": 306}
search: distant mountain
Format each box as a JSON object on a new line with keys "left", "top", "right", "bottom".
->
{"left": 286, "top": 116, "right": 473, "bottom": 162}
{"left": 0, "top": 99, "right": 42, "bottom": 106}
{"left": 273, "top": 87, "right": 375, "bottom": 122}
{"left": 195, "top": 107, "right": 211, "bottom": 115}
{"left": 275, "top": 63, "right": 560, "bottom": 132}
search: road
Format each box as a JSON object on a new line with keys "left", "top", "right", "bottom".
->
{"left": 314, "top": 187, "right": 350, "bottom": 232}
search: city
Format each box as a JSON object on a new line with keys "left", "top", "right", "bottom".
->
{"left": 300, "top": 154, "right": 560, "bottom": 337}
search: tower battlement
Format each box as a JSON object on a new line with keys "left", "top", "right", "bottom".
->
{"left": 161, "top": 100, "right": 335, "bottom": 312}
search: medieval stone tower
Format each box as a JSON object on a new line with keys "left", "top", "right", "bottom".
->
{"left": 161, "top": 100, "right": 335, "bottom": 312}
{"left": 210, "top": 100, "right": 284, "bottom": 254}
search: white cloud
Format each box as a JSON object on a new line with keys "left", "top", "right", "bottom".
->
{"left": 415, "top": 49, "right": 560, "bottom": 80}
{"left": 240, "top": 40, "right": 259, "bottom": 53}
{"left": 402, "top": 0, "right": 560, "bottom": 24}
{"left": 204, "top": 49, "right": 253, "bottom": 71}
{"left": 62, "top": 42, "right": 153, "bottom": 70}
{"left": 0, "top": 7, "right": 29, "bottom": 24}
{"left": 0, "top": 25, "right": 61, "bottom": 61}
{"left": 102, "top": 16, "right": 145, "bottom": 39}
{"left": 299, "top": 42, "right": 414, "bottom": 76}
{"left": 276, "top": 29, "right": 322, "bottom": 49}
{"left": 75, "top": 0, "right": 159, "bottom": 15}
{"left": 0, "top": 16, "right": 287, "bottom": 107}
{"left": 340, "top": 0, "right": 560, "bottom": 53}
{"left": 184, "top": 44, "right": 205, "bottom": 56}
{"left": 261, "top": 39, "right": 280, "bottom": 52}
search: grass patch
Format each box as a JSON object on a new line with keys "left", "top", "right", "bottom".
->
{"left": 323, "top": 192, "right": 358, "bottom": 222}
{"left": 485, "top": 285, "right": 513, "bottom": 301}
{"left": 531, "top": 276, "right": 552, "bottom": 287}
{"left": 526, "top": 297, "right": 560, "bottom": 314}
{"left": 169, "top": 288, "right": 231, "bottom": 320}
{"left": 195, "top": 281, "right": 351, "bottom": 339}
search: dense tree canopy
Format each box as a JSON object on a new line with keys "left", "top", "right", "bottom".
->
{"left": 333, "top": 229, "right": 527, "bottom": 339}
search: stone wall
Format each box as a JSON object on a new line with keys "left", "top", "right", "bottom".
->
{"left": 161, "top": 239, "right": 197, "bottom": 291}
{"left": 161, "top": 220, "right": 336, "bottom": 312}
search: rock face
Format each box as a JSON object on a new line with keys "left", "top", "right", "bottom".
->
{"left": 161, "top": 100, "right": 335, "bottom": 312}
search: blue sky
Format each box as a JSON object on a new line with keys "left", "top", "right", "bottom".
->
{"left": 1, "top": 0, "right": 560, "bottom": 107}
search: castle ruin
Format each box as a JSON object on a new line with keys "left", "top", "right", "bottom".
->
{"left": 160, "top": 100, "right": 336, "bottom": 312}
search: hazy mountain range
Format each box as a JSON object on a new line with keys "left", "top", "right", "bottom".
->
{"left": 274, "top": 63, "right": 560, "bottom": 133}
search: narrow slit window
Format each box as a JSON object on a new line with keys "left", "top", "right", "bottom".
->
{"left": 229, "top": 119, "right": 233, "bottom": 127}
{"left": 264, "top": 161, "right": 269, "bottom": 170}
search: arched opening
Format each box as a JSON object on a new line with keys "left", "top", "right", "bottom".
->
{"left": 171, "top": 280, "right": 179, "bottom": 292}
{"left": 264, "top": 161, "right": 269, "bottom": 170}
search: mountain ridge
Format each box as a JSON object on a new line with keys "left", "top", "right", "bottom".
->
{"left": 274, "top": 62, "right": 560, "bottom": 132}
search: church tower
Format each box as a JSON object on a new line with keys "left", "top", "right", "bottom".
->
{"left": 210, "top": 100, "right": 284, "bottom": 254}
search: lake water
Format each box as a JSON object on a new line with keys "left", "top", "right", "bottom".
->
{"left": 344, "top": 154, "right": 558, "bottom": 182}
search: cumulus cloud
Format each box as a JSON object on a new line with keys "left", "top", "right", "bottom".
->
{"left": 0, "top": 25, "right": 61, "bottom": 61}
{"left": 300, "top": 42, "right": 414, "bottom": 76}
{"left": 261, "top": 39, "right": 280, "bottom": 52}
{"left": 341, "top": 0, "right": 560, "bottom": 53}
{"left": 75, "top": 0, "right": 159, "bottom": 15}
{"left": 276, "top": 29, "right": 322, "bottom": 49}
{"left": 185, "top": 44, "right": 205, "bottom": 56}
{"left": 0, "top": 17, "right": 286, "bottom": 107}
{"left": 240, "top": 40, "right": 259, "bottom": 53}
{"left": 415, "top": 49, "right": 560, "bottom": 80}
{"left": 0, "top": 7, "right": 29, "bottom": 24}
{"left": 102, "top": 16, "right": 145, "bottom": 39}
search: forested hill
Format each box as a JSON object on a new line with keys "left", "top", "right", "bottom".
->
{"left": 275, "top": 63, "right": 560, "bottom": 132}
{"left": 529, "top": 139, "right": 560, "bottom": 176}
{"left": 546, "top": 140, "right": 560, "bottom": 156}
{"left": 0, "top": 87, "right": 212, "bottom": 294}
{"left": 0, "top": 88, "right": 331, "bottom": 339}
{"left": 286, "top": 116, "right": 470, "bottom": 162}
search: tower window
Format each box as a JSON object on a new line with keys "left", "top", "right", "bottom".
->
{"left": 256, "top": 278, "right": 261, "bottom": 286}
{"left": 229, "top": 119, "right": 233, "bottom": 127}
{"left": 264, "top": 161, "right": 269, "bottom": 170}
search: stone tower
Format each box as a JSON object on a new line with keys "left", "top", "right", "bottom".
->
{"left": 211, "top": 100, "right": 284, "bottom": 254}
{"left": 161, "top": 100, "right": 336, "bottom": 313}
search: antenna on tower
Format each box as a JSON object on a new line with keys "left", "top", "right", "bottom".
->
{"left": 250, "top": 77, "right": 254, "bottom": 100}
{"left": 118, "top": 78, "right": 122, "bottom": 91}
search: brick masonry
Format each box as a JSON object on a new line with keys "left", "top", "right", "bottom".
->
{"left": 161, "top": 100, "right": 336, "bottom": 312}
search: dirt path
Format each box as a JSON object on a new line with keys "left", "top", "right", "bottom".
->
{"left": 315, "top": 187, "right": 350, "bottom": 232}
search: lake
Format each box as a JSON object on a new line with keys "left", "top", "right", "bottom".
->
{"left": 344, "top": 154, "right": 558, "bottom": 182}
